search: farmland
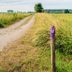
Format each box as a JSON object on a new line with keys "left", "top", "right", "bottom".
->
{"left": 0, "top": 13, "right": 72, "bottom": 72}
{"left": 0, "top": 13, "right": 31, "bottom": 28}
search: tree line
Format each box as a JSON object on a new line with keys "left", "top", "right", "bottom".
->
{"left": 6, "top": 3, "right": 71, "bottom": 13}
{"left": 34, "top": 3, "right": 71, "bottom": 13}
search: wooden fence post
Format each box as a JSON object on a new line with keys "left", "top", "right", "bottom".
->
{"left": 50, "top": 26, "right": 56, "bottom": 72}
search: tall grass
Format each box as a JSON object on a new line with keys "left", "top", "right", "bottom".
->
{"left": 0, "top": 13, "right": 72, "bottom": 72}
{"left": 52, "top": 14, "right": 72, "bottom": 54}
{"left": 20, "top": 13, "right": 72, "bottom": 72}
{"left": 24, "top": 13, "right": 72, "bottom": 72}
{"left": 0, "top": 13, "right": 31, "bottom": 28}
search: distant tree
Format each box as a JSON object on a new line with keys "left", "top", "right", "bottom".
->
{"left": 34, "top": 3, "right": 44, "bottom": 12}
{"left": 7, "top": 10, "right": 14, "bottom": 13}
{"left": 64, "top": 9, "right": 69, "bottom": 13}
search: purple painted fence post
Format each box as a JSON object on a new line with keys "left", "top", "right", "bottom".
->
{"left": 50, "top": 26, "right": 56, "bottom": 72}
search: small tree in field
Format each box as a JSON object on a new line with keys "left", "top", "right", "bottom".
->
{"left": 64, "top": 9, "right": 69, "bottom": 13}
{"left": 34, "top": 3, "right": 44, "bottom": 12}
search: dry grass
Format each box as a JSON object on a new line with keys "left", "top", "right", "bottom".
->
{"left": 0, "top": 13, "right": 31, "bottom": 28}
{"left": 0, "top": 13, "right": 72, "bottom": 72}
{"left": 0, "top": 37, "right": 38, "bottom": 72}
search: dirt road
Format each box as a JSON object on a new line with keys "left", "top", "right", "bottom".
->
{"left": 0, "top": 16, "right": 35, "bottom": 51}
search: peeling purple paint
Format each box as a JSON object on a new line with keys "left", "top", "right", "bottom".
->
{"left": 50, "top": 26, "right": 55, "bottom": 39}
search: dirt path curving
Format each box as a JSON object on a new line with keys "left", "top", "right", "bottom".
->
{"left": 0, "top": 16, "right": 35, "bottom": 51}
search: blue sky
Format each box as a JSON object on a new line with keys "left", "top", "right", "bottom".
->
{"left": 0, "top": 0, "right": 72, "bottom": 12}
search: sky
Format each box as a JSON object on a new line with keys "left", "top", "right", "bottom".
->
{"left": 0, "top": 0, "right": 72, "bottom": 12}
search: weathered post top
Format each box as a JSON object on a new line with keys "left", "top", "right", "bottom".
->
{"left": 50, "top": 26, "right": 55, "bottom": 39}
{"left": 50, "top": 25, "right": 56, "bottom": 72}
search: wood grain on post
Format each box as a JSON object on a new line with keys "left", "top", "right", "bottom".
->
{"left": 50, "top": 26, "right": 56, "bottom": 72}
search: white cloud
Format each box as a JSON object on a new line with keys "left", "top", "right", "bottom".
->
{"left": 0, "top": 4, "right": 34, "bottom": 12}
{"left": 0, "top": 0, "right": 72, "bottom": 3}
{"left": 0, "top": 0, "right": 72, "bottom": 12}
{"left": 0, "top": 0, "right": 72, "bottom": 5}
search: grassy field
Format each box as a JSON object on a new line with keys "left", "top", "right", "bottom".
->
{"left": 0, "top": 13, "right": 72, "bottom": 72}
{"left": 0, "top": 13, "right": 31, "bottom": 28}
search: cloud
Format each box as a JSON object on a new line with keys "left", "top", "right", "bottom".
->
{"left": 0, "top": 0, "right": 72, "bottom": 3}
{"left": 0, "top": 0, "right": 72, "bottom": 5}
{"left": 0, "top": 0, "right": 72, "bottom": 12}
{"left": 0, "top": 4, "right": 34, "bottom": 12}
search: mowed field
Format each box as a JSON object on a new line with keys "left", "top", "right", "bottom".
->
{"left": 0, "top": 13, "right": 72, "bottom": 72}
